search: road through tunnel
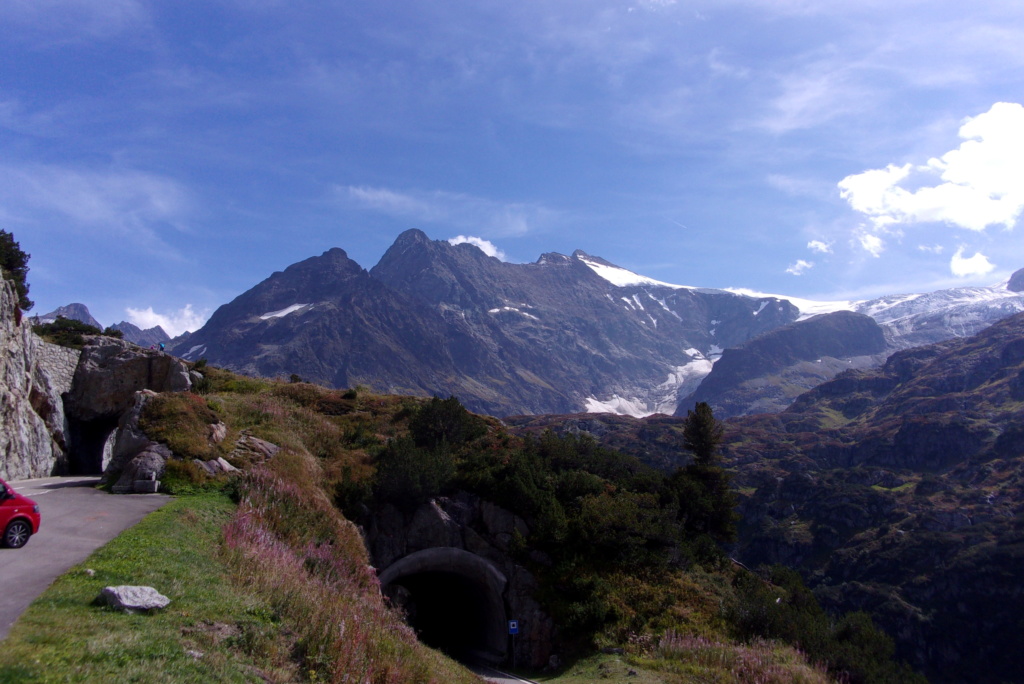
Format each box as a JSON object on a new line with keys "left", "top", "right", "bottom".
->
{"left": 66, "top": 415, "right": 119, "bottom": 475}
{"left": 378, "top": 548, "right": 508, "bottom": 664}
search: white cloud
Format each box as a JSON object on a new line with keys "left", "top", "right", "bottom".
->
{"left": 342, "top": 185, "right": 553, "bottom": 237}
{"left": 918, "top": 244, "right": 944, "bottom": 254}
{"left": 949, "top": 246, "right": 995, "bottom": 278}
{"left": 858, "top": 232, "right": 885, "bottom": 257}
{"left": 125, "top": 304, "right": 209, "bottom": 338}
{"left": 786, "top": 259, "right": 814, "bottom": 275}
{"left": 448, "top": 235, "right": 507, "bottom": 261}
{"left": 838, "top": 102, "right": 1024, "bottom": 232}
{"left": 807, "top": 240, "right": 832, "bottom": 254}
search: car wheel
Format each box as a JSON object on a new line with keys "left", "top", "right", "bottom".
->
{"left": 3, "top": 520, "right": 32, "bottom": 549}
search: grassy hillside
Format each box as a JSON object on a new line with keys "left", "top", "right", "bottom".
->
{"left": 3, "top": 363, "right": 921, "bottom": 682}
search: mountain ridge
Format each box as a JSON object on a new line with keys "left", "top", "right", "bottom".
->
{"left": 171, "top": 234, "right": 1024, "bottom": 417}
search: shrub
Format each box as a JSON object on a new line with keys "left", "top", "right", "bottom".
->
{"left": 408, "top": 395, "right": 487, "bottom": 450}
{"left": 374, "top": 436, "right": 454, "bottom": 512}
{"left": 32, "top": 316, "right": 103, "bottom": 348}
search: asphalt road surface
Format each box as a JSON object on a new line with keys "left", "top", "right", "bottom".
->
{"left": 0, "top": 476, "right": 170, "bottom": 641}
{"left": 469, "top": 664, "right": 540, "bottom": 683}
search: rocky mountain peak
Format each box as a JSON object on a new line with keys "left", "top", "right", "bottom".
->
{"left": 536, "top": 252, "right": 572, "bottom": 266}
{"left": 1008, "top": 266, "right": 1024, "bottom": 292}
{"left": 34, "top": 303, "right": 101, "bottom": 329}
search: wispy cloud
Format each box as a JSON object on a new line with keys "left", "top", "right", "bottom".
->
{"left": 786, "top": 259, "right": 813, "bottom": 275}
{"left": 807, "top": 239, "right": 832, "bottom": 254}
{"left": 2, "top": 0, "right": 150, "bottom": 42}
{"left": 857, "top": 232, "right": 885, "bottom": 257}
{"left": 760, "top": 56, "right": 872, "bottom": 134}
{"left": 0, "top": 163, "right": 191, "bottom": 253}
{"left": 838, "top": 102, "right": 1024, "bottom": 232}
{"left": 341, "top": 185, "right": 556, "bottom": 237}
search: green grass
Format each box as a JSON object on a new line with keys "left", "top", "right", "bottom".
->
{"left": 0, "top": 493, "right": 300, "bottom": 683}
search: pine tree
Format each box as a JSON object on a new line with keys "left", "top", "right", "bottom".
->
{"left": 673, "top": 401, "right": 737, "bottom": 545}
{"left": 682, "top": 401, "right": 724, "bottom": 467}
{"left": 0, "top": 229, "right": 33, "bottom": 311}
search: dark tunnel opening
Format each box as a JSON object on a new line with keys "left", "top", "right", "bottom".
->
{"left": 388, "top": 570, "right": 502, "bottom": 663}
{"left": 66, "top": 416, "right": 119, "bottom": 475}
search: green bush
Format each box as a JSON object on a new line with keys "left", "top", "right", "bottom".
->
{"left": 32, "top": 316, "right": 103, "bottom": 348}
{"left": 374, "top": 436, "right": 454, "bottom": 512}
{"left": 728, "top": 565, "right": 926, "bottom": 684}
{"left": 408, "top": 395, "right": 487, "bottom": 450}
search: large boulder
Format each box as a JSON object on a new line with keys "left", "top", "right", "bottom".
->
{"left": 66, "top": 336, "right": 191, "bottom": 421}
{"left": 99, "top": 585, "right": 171, "bottom": 613}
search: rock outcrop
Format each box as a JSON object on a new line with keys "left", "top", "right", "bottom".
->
{"left": 0, "top": 278, "right": 78, "bottom": 480}
{"left": 61, "top": 336, "right": 192, "bottom": 475}
{"left": 67, "top": 336, "right": 191, "bottom": 421}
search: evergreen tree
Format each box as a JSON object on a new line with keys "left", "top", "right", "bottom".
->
{"left": 0, "top": 229, "right": 33, "bottom": 311}
{"left": 673, "top": 401, "right": 737, "bottom": 545}
{"left": 682, "top": 401, "right": 724, "bottom": 467}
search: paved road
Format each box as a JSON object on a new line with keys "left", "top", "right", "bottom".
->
{"left": 469, "top": 664, "right": 540, "bottom": 683}
{"left": 0, "top": 476, "right": 170, "bottom": 641}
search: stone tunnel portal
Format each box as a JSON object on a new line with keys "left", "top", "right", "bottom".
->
{"left": 66, "top": 416, "right": 119, "bottom": 475}
{"left": 378, "top": 548, "right": 508, "bottom": 664}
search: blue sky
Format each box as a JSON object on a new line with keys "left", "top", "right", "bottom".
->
{"left": 3, "top": 0, "right": 1024, "bottom": 335}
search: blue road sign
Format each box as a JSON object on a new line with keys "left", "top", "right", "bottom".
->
{"left": 508, "top": 620, "right": 519, "bottom": 635}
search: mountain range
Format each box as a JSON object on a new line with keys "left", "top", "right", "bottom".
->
{"left": 170, "top": 229, "right": 1024, "bottom": 418}
{"left": 39, "top": 230, "right": 1024, "bottom": 419}
{"left": 32, "top": 304, "right": 171, "bottom": 348}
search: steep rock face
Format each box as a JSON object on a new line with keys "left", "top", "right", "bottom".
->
{"left": 1008, "top": 266, "right": 1024, "bottom": 292}
{"left": 171, "top": 246, "right": 471, "bottom": 404}
{"left": 67, "top": 337, "right": 192, "bottom": 421}
{"left": 0, "top": 279, "right": 77, "bottom": 480}
{"left": 679, "top": 311, "right": 888, "bottom": 418}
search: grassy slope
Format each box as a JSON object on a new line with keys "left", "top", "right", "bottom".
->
{"left": 0, "top": 493, "right": 298, "bottom": 683}
{"left": 1, "top": 368, "right": 845, "bottom": 683}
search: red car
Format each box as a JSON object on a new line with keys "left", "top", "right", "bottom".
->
{"left": 0, "top": 477, "right": 41, "bottom": 549}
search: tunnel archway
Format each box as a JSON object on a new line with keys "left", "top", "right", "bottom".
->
{"left": 378, "top": 548, "right": 508, "bottom": 663}
{"left": 66, "top": 415, "right": 119, "bottom": 475}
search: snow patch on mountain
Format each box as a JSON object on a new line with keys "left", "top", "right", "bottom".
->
{"left": 260, "top": 303, "right": 310, "bottom": 320}
{"left": 585, "top": 350, "right": 714, "bottom": 418}
{"left": 489, "top": 306, "right": 540, "bottom": 321}
{"left": 183, "top": 344, "right": 207, "bottom": 360}
{"left": 579, "top": 256, "right": 694, "bottom": 290}
{"left": 725, "top": 288, "right": 854, "bottom": 320}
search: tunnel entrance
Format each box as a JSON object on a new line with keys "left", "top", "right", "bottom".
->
{"left": 66, "top": 416, "right": 119, "bottom": 475}
{"left": 379, "top": 548, "right": 508, "bottom": 664}
{"left": 390, "top": 571, "right": 494, "bottom": 660}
